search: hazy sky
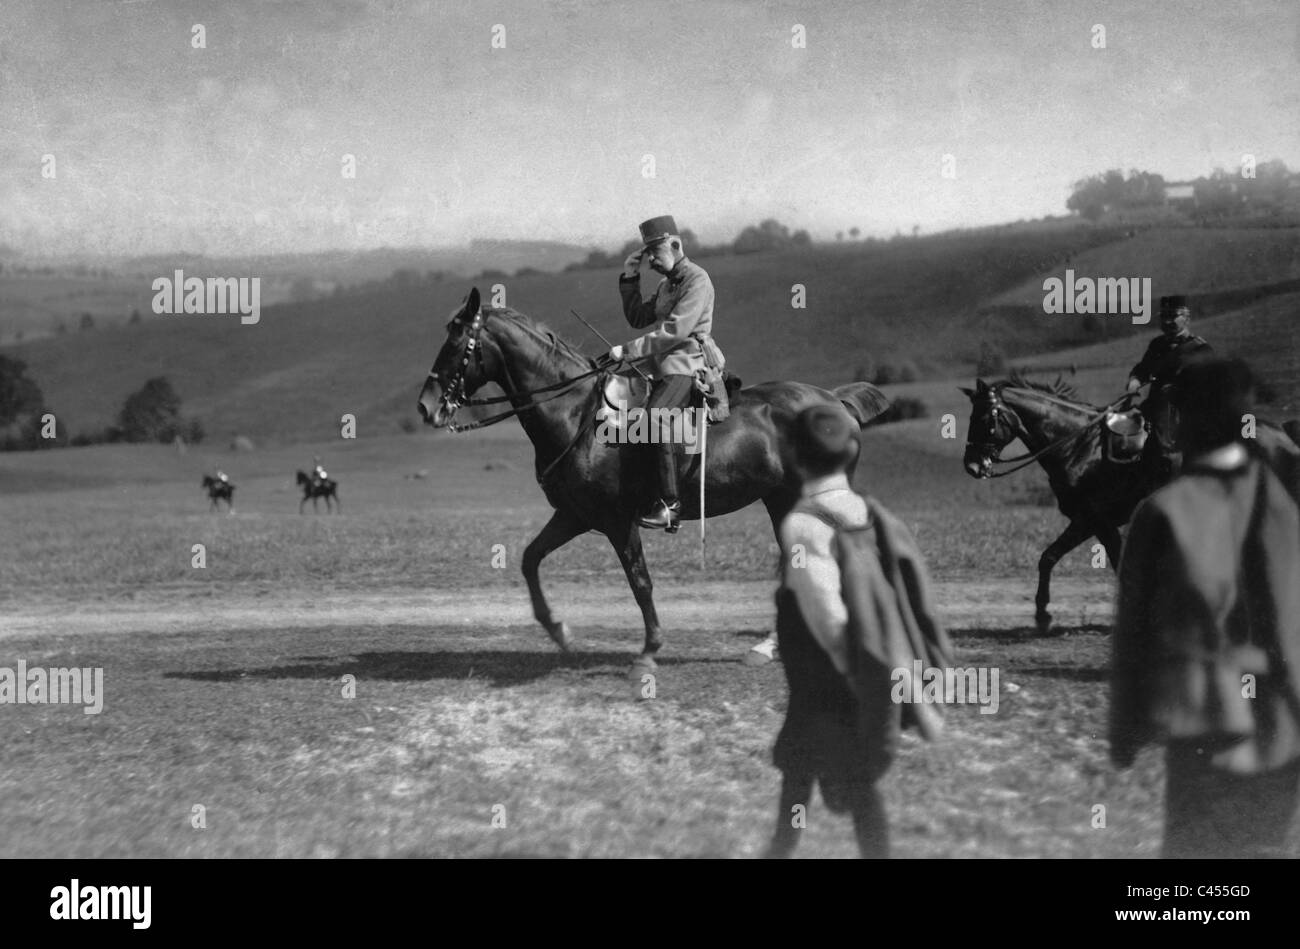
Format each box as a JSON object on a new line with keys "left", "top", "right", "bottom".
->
{"left": 2, "top": 0, "right": 1297, "bottom": 257}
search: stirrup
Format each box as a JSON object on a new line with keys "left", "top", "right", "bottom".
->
{"left": 638, "top": 499, "right": 681, "bottom": 532}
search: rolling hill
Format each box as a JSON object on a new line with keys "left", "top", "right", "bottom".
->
{"left": 3, "top": 222, "right": 1297, "bottom": 447}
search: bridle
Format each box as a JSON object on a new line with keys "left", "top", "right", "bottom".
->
{"left": 424, "top": 305, "right": 641, "bottom": 483}
{"left": 430, "top": 307, "right": 487, "bottom": 425}
{"left": 428, "top": 306, "right": 615, "bottom": 430}
{"left": 967, "top": 390, "right": 1028, "bottom": 475}
{"left": 968, "top": 385, "right": 1137, "bottom": 479}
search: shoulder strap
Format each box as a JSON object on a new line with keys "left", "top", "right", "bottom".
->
{"left": 1238, "top": 462, "right": 1300, "bottom": 725}
{"left": 802, "top": 505, "right": 873, "bottom": 535}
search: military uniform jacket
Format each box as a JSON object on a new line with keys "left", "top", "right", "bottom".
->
{"left": 1111, "top": 453, "right": 1300, "bottom": 774}
{"left": 1129, "top": 332, "right": 1212, "bottom": 392}
{"left": 618, "top": 256, "right": 714, "bottom": 379}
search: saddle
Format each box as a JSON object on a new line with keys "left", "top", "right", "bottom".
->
{"left": 1104, "top": 408, "right": 1148, "bottom": 464}
{"left": 599, "top": 368, "right": 742, "bottom": 430}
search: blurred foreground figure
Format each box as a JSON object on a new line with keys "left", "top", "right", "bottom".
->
{"left": 1111, "top": 358, "right": 1300, "bottom": 858}
{"left": 765, "top": 406, "right": 951, "bottom": 858}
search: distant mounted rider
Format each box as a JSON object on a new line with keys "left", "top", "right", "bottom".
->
{"left": 1125, "top": 294, "right": 1212, "bottom": 478}
{"left": 610, "top": 215, "right": 720, "bottom": 532}
{"left": 312, "top": 455, "right": 329, "bottom": 486}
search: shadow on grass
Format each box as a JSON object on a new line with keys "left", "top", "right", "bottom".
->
{"left": 1012, "top": 665, "right": 1108, "bottom": 683}
{"left": 164, "top": 649, "right": 738, "bottom": 688}
{"left": 947, "top": 623, "right": 1112, "bottom": 641}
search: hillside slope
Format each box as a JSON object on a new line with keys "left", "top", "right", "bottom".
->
{"left": 988, "top": 227, "right": 1300, "bottom": 310}
{"left": 6, "top": 224, "right": 1297, "bottom": 447}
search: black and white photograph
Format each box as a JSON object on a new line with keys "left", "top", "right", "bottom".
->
{"left": 2, "top": 0, "right": 1299, "bottom": 897}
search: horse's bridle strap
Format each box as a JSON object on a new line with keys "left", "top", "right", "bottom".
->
{"left": 432, "top": 309, "right": 655, "bottom": 432}
{"left": 976, "top": 388, "right": 1140, "bottom": 478}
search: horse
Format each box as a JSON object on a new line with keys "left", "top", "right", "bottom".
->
{"left": 296, "top": 470, "right": 341, "bottom": 513}
{"left": 961, "top": 374, "right": 1154, "bottom": 635}
{"left": 201, "top": 475, "right": 236, "bottom": 513}
{"left": 963, "top": 373, "right": 1300, "bottom": 635}
{"left": 416, "top": 286, "right": 889, "bottom": 672}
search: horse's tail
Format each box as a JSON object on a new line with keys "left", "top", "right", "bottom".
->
{"left": 833, "top": 382, "right": 890, "bottom": 427}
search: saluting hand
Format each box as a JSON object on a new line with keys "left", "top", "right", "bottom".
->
{"left": 621, "top": 251, "right": 643, "bottom": 278}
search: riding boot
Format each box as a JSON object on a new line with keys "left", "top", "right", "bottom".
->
{"left": 639, "top": 442, "right": 681, "bottom": 532}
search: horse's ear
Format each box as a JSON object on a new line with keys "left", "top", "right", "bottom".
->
{"left": 975, "top": 378, "right": 990, "bottom": 393}
{"left": 466, "top": 286, "right": 481, "bottom": 318}
{"left": 958, "top": 386, "right": 975, "bottom": 399}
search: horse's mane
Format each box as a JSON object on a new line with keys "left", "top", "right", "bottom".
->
{"left": 1002, "top": 369, "right": 1081, "bottom": 402}
{"left": 483, "top": 306, "right": 595, "bottom": 370}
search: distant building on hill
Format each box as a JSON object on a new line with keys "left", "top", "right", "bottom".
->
{"left": 1163, "top": 181, "right": 1197, "bottom": 208}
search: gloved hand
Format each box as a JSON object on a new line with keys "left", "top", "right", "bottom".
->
{"left": 621, "top": 252, "right": 643, "bottom": 278}
{"left": 596, "top": 345, "right": 625, "bottom": 371}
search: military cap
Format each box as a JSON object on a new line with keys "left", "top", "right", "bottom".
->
{"left": 639, "top": 215, "right": 679, "bottom": 249}
{"left": 1159, "top": 295, "right": 1191, "bottom": 318}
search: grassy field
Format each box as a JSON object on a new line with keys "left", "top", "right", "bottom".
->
{"left": 0, "top": 418, "right": 1115, "bottom": 599}
{"left": 4, "top": 223, "right": 1298, "bottom": 857}
{"left": 6, "top": 413, "right": 1276, "bottom": 859}
{"left": 3, "top": 614, "right": 1176, "bottom": 859}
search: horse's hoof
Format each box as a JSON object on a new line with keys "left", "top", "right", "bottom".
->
{"left": 628, "top": 655, "right": 657, "bottom": 679}
{"left": 546, "top": 621, "right": 573, "bottom": 653}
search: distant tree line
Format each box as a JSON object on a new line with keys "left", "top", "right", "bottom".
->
{"left": 0, "top": 356, "right": 203, "bottom": 451}
{"left": 1067, "top": 160, "right": 1298, "bottom": 222}
{"left": 565, "top": 219, "right": 815, "bottom": 272}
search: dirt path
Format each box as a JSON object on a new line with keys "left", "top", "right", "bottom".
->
{"left": 0, "top": 576, "right": 1114, "bottom": 640}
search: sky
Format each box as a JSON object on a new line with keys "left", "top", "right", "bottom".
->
{"left": 1, "top": 0, "right": 1297, "bottom": 257}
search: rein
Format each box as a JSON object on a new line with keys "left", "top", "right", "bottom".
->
{"left": 432, "top": 307, "right": 621, "bottom": 432}
{"left": 975, "top": 386, "right": 1142, "bottom": 479}
{"left": 431, "top": 307, "right": 652, "bottom": 486}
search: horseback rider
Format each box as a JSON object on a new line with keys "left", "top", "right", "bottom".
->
{"left": 1125, "top": 294, "right": 1212, "bottom": 479}
{"left": 610, "top": 216, "right": 717, "bottom": 532}
{"left": 312, "top": 455, "right": 328, "bottom": 487}
{"left": 216, "top": 469, "right": 229, "bottom": 484}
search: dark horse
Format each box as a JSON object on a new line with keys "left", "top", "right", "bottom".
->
{"left": 201, "top": 475, "right": 236, "bottom": 513}
{"left": 296, "top": 471, "right": 341, "bottom": 513}
{"left": 961, "top": 374, "right": 1153, "bottom": 635}
{"left": 417, "top": 287, "right": 889, "bottom": 671}
{"left": 963, "top": 374, "right": 1300, "bottom": 634}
